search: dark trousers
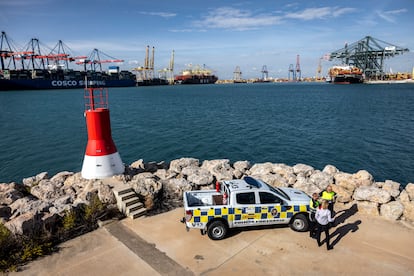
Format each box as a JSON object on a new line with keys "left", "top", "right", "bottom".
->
{"left": 328, "top": 201, "right": 335, "bottom": 214}
{"left": 316, "top": 222, "right": 331, "bottom": 249}
{"left": 309, "top": 212, "right": 317, "bottom": 236}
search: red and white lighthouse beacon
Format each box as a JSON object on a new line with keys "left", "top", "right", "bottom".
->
{"left": 81, "top": 84, "right": 124, "bottom": 179}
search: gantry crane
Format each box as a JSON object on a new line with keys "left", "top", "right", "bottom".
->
{"left": 76, "top": 48, "right": 123, "bottom": 72}
{"left": 233, "top": 66, "right": 242, "bottom": 82}
{"left": 157, "top": 49, "right": 175, "bottom": 84}
{"left": 316, "top": 57, "right": 323, "bottom": 80}
{"left": 133, "top": 45, "right": 156, "bottom": 81}
{"left": 261, "top": 65, "right": 269, "bottom": 81}
{"left": 288, "top": 64, "right": 295, "bottom": 81}
{"left": 329, "top": 36, "right": 409, "bottom": 80}
{"left": 295, "top": 54, "right": 301, "bottom": 81}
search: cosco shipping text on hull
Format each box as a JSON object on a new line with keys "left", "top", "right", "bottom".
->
{"left": 0, "top": 79, "right": 136, "bottom": 90}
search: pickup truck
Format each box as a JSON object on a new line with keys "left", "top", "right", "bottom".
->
{"left": 182, "top": 176, "right": 311, "bottom": 240}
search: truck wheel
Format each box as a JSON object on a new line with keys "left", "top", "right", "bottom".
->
{"left": 290, "top": 214, "right": 309, "bottom": 232}
{"left": 207, "top": 221, "right": 228, "bottom": 240}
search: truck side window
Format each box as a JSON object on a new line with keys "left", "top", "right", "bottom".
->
{"left": 236, "top": 192, "right": 256, "bottom": 204}
{"left": 259, "top": 192, "right": 282, "bottom": 204}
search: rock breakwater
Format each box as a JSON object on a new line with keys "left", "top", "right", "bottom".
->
{"left": 1, "top": 158, "right": 414, "bottom": 236}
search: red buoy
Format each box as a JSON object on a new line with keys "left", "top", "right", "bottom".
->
{"left": 81, "top": 86, "right": 124, "bottom": 179}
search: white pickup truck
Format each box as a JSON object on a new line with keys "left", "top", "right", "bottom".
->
{"left": 182, "top": 176, "right": 311, "bottom": 240}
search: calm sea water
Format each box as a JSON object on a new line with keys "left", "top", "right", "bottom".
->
{"left": 0, "top": 83, "right": 413, "bottom": 186}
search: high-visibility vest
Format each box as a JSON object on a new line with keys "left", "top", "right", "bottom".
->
{"left": 320, "top": 190, "right": 336, "bottom": 201}
{"left": 310, "top": 198, "right": 320, "bottom": 210}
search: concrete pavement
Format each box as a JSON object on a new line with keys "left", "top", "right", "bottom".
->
{"left": 13, "top": 207, "right": 414, "bottom": 275}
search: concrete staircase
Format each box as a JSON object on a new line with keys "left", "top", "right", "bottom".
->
{"left": 113, "top": 185, "right": 146, "bottom": 219}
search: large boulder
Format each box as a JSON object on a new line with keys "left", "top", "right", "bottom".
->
{"left": 130, "top": 173, "right": 162, "bottom": 210}
{"left": 353, "top": 186, "right": 392, "bottom": 204}
{"left": 334, "top": 172, "right": 358, "bottom": 192}
{"left": 9, "top": 197, "right": 51, "bottom": 219}
{"left": 153, "top": 169, "right": 177, "bottom": 181}
{"left": 97, "top": 183, "right": 116, "bottom": 204}
{"left": 273, "top": 163, "right": 294, "bottom": 177}
{"left": 405, "top": 183, "right": 414, "bottom": 200}
{"left": 63, "top": 172, "right": 91, "bottom": 192}
{"left": 292, "top": 163, "right": 314, "bottom": 177}
{"left": 398, "top": 190, "right": 410, "bottom": 203}
{"left": 380, "top": 201, "right": 404, "bottom": 221}
{"left": 357, "top": 201, "right": 379, "bottom": 216}
{"left": 169, "top": 158, "right": 199, "bottom": 174}
{"left": 162, "top": 178, "right": 192, "bottom": 202}
{"left": 322, "top": 164, "right": 339, "bottom": 176}
{"left": 130, "top": 159, "right": 145, "bottom": 170}
{"left": 251, "top": 173, "right": 289, "bottom": 188}
{"left": 233, "top": 160, "right": 251, "bottom": 179}
{"left": 353, "top": 170, "right": 374, "bottom": 187}
{"left": 292, "top": 176, "right": 319, "bottom": 195}
{"left": 30, "top": 179, "right": 65, "bottom": 201}
{"left": 401, "top": 201, "right": 414, "bottom": 223}
{"left": 22, "top": 171, "right": 49, "bottom": 187}
{"left": 380, "top": 180, "right": 401, "bottom": 198}
{"left": 201, "top": 159, "right": 233, "bottom": 181}
{"left": 182, "top": 166, "right": 214, "bottom": 186}
{"left": 0, "top": 182, "right": 26, "bottom": 205}
{"left": 309, "top": 171, "right": 333, "bottom": 190}
{"left": 249, "top": 162, "right": 274, "bottom": 175}
{"left": 50, "top": 171, "right": 74, "bottom": 183}
{"left": 333, "top": 185, "right": 353, "bottom": 203}
{"left": 4, "top": 211, "right": 42, "bottom": 235}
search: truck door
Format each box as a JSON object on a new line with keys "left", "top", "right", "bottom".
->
{"left": 232, "top": 191, "right": 257, "bottom": 227}
{"left": 258, "top": 191, "right": 290, "bottom": 225}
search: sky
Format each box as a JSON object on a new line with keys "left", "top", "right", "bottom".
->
{"left": 1, "top": 0, "right": 414, "bottom": 79}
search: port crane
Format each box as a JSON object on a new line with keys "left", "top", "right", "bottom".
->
{"left": 261, "top": 65, "right": 269, "bottom": 81}
{"left": 233, "top": 66, "right": 242, "bottom": 81}
{"left": 316, "top": 57, "right": 323, "bottom": 80}
{"left": 288, "top": 64, "right": 295, "bottom": 81}
{"left": 1, "top": 32, "right": 87, "bottom": 71}
{"left": 157, "top": 50, "right": 175, "bottom": 84}
{"left": 329, "top": 36, "right": 409, "bottom": 80}
{"left": 295, "top": 55, "right": 301, "bottom": 81}
{"left": 132, "top": 45, "right": 156, "bottom": 81}
{"left": 47, "top": 40, "right": 86, "bottom": 70}
{"left": 76, "top": 48, "right": 123, "bottom": 72}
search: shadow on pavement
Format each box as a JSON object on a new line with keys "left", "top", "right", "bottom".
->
{"left": 333, "top": 203, "right": 358, "bottom": 226}
{"left": 330, "top": 220, "right": 362, "bottom": 247}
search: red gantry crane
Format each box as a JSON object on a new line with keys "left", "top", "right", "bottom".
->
{"left": 76, "top": 48, "right": 123, "bottom": 72}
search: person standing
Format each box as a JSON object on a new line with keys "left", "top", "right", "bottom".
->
{"left": 309, "top": 193, "right": 320, "bottom": 237}
{"left": 315, "top": 199, "right": 335, "bottom": 250}
{"left": 320, "top": 185, "right": 337, "bottom": 214}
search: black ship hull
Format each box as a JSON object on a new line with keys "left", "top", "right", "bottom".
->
{"left": 0, "top": 78, "right": 136, "bottom": 91}
{"left": 332, "top": 74, "right": 364, "bottom": 84}
{"left": 0, "top": 69, "right": 137, "bottom": 91}
{"left": 137, "top": 78, "right": 169, "bottom": 86}
{"left": 175, "top": 76, "right": 218, "bottom": 85}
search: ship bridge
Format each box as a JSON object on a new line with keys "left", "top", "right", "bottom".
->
{"left": 329, "top": 36, "right": 409, "bottom": 80}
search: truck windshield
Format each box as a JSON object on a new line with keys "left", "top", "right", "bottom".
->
{"left": 264, "top": 183, "right": 290, "bottom": 200}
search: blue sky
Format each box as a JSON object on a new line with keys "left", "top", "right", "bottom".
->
{"left": 1, "top": 0, "right": 414, "bottom": 79}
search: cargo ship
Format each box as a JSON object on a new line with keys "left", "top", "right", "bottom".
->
{"left": 175, "top": 64, "right": 218, "bottom": 84}
{"left": 0, "top": 32, "right": 136, "bottom": 91}
{"left": 0, "top": 68, "right": 136, "bottom": 91}
{"left": 328, "top": 65, "right": 364, "bottom": 84}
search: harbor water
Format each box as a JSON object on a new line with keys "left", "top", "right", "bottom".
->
{"left": 0, "top": 83, "right": 413, "bottom": 186}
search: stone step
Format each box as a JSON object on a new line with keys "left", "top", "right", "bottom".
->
{"left": 129, "top": 208, "right": 147, "bottom": 219}
{"left": 113, "top": 186, "right": 134, "bottom": 196}
{"left": 127, "top": 202, "right": 144, "bottom": 213}
{"left": 120, "top": 191, "right": 137, "bottom": 201}
{"left": 124, "top": 197, "right": 140, "bottom": 207}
